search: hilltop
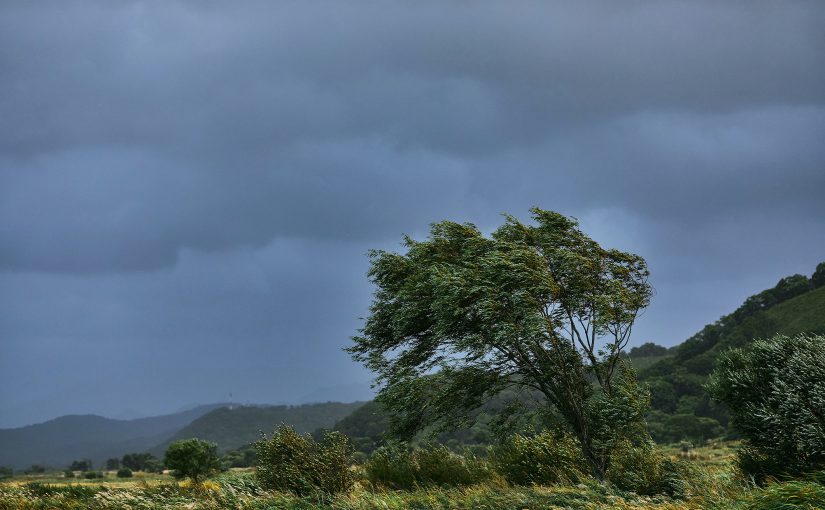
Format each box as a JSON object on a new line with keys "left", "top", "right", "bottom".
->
{"left": 640, "top": 262, "right": 825, "bottom": 443}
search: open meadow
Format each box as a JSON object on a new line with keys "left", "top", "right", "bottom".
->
{"left": 2, "top": 443, "right": 823, "bottom": 510}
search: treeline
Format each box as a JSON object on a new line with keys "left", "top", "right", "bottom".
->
{"left": 640, "top": 262, "right": 825, "bottom": 444}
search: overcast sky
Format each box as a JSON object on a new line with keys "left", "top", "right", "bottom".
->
{"left": 1, "top": 1, "right": 824, "bottom": 428}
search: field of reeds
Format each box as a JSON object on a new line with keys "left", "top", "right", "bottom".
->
{"left": 2, "top": 443, "right": 823, "bottom": 510}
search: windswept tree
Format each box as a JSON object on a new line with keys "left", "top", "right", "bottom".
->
{"left": 349, "top": 208, "right": 653, "bottom": 478}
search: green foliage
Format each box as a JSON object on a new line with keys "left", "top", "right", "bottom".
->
{"left": 490, "top": 431, "right": 588, "bottom": 486}
{"left": 164, "top": 438, "right": 221, "bottom": 483}
{"left": 121, "top": 452, "right": 160, "bottom": 472}
{"left": 68, "top": 459, "right": 92, "bottom": 471}
{"left": 745, "top": 479, "right": 825, "bottom": 510}
{"left": 812, "top": 262, "right": 825, "bottom": 288}
{"left": 349, "top": 208, "right": 653, "bottom": 479}
{"left": 116, "top": 467, "right": 133, "bottom": 478}
{"left": 0, "top": 466, "right": 12, "bottom": 479}
{"left": 255, "top": 425, "right": 355, "bottom": 497}
{"left": 221, "top": 444, "right": 257, "bottom": 468}
{"left": 159, "top": 402, "right": 365, "bottom": 455}
{"left": 708, "top": 333, "right": 825, "bottom": 481}
{"left": 63, "top": 469, "right": 74, "bottom": 478}
{"left": 606, "top": 440, "right": 694, "bottom": 497}
{"left": 639, "top": 264, "right": 825, "bottom": 443}
{"left": 83, "top": 470, "right": 104, "bottom": 479}
{"left": 628, "top": 342, "right": 670, "bottom": 357}
{"left": 365, "top": 442, "right": 490, "bottom": 489}
{"left": 104, "top": 458, "right": 120, "bottom": 470}
{"left": 24, "top": 464, "right": 46, "bottom": 474}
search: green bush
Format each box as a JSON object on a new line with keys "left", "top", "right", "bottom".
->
{"left": 490, "top": 431, "right": 588, "bottom": 486}
{"left": 116, "top": 467, "right": 133, "bottom": 478}
{"left": 746, "top": 479, "right": 825, "bottom": 510}
{"left": 255, "top": 425, "right": 355, "bottom": 497}
{"left": 82, "top": 470, "right": 103, "bottom": 479}
{"left": 366, "top": 442, "right": 490, "bottom": 490}
{"left": 62, "top": 469, "right": 74, "bottom": 478}
{"left": 708, "top": 333, "right": 825, "bottom": 481}
{"left": 165, "top": 438, "right": 221, "bottom": 483}
{"left": 606, "top": 439, "right": 693, "bottom": 497}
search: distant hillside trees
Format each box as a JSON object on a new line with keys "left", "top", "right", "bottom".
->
{"left": 708, "top": 333, "right": 825, "bottom": 481}
{"left": 105, "top": 458, "right": 120, "bottom": 470}
{"left": 68, "top": 459, "right": 92, "bottom": 471}
{"left": 639, "top": 262, "right": 825, "bottom": 444}
{"left": 121, "top": 452, "right": 162, "bottom": 473}
{"left": 628, "top": 343, "right": 669, "bottom": 357}
{"left": 350, "top": 209, "right": 653, "bottom": 479}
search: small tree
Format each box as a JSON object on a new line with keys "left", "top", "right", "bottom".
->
{"left": 69, "top": 459, "right": 92, "bottom": 471}
{"left": 349, "top": 208, "right": 653, "bottom": 479}
{"left": 708, "top": 333, "right": 825, "bottom": 481}
{"left": 121, "top": 452, "right": 160, "bottom": 472}
{"left": 164, "top": 439, "right": 221, "bottom": 483}
{"left": 105, "top": 458, "right": 120, "bottom": 470}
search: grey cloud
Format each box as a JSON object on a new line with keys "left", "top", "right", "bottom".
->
{"left": 1, "top": 0, "right": 823, "bottom": 426}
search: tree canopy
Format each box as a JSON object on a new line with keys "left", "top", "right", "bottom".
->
{"left": 708, "top": 333, "right": 825, "bottom": 480}
{"left": 349, "top": 208, "right": 653, "bottom": 477}
{"left": 164, "top": 439, "right": 221, "bottom": 483}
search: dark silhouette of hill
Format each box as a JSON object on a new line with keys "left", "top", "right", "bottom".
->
{"left": 0, "top": 404, "right": 225, "bottom": 470}
{"left": 151, "top": 402, "right": 367, "bottom": 454}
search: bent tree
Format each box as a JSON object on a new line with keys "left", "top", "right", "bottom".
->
{"left": 349, "top": 208, "right": 653, "bottom": 478}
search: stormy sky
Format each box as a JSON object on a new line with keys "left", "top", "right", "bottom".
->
{"left": 1, "top": 1, "right": 824, "bottom": 428}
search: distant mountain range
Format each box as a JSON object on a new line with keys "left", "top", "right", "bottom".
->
{"left": 0, "top": 404, "right": 225, "bottom": 470}
{"left": 0, "top": 401, "right": 365, "bottom": 470}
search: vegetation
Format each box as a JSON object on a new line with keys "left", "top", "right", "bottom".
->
{"left": 116, "top": 468, "right": 132, "bottom": 478}
{"left": 708, "top": 333, "right": 825, "bottom": 481}
{"left": 155, "top": 403, "right": 365, "bottom": 455}
{"left": 254, "top": 426, "right": 355, "bottom": 497}
{"left": 365, "top": 442, "right": 490, "bottom": 489}
{"left": 121, "top": 452, "right": 163, "bottom": 473}
{"left": 639, "top": 264, "right": 825, "bottom": 443}
{"left": 350, "top": 208, "right": 652, "bottom": 479}
{"left": 164, "top": 439, "right": 222, "bottom": 483}
{"left": 2, "top": 443, "right": 824, "bottom": 509}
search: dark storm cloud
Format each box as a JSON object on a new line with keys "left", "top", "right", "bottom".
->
{"left": 1, "top": 1, "right": 823, "bottom": 426}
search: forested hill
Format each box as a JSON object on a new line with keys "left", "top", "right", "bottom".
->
{"left": 151, "top": 402, "right": 366, "bottom": 455}
{"left": 324, "top": 263, "right": 825, "bottom": 450}
{"left": 640, "top": 262, "right": 825, "bottom": 443}
{"left": 0, "top": 404, "right": 225, "bottom": 470}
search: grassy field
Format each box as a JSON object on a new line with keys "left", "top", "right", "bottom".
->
{"left": 1, "top": 444, "right": 822, "bottom": 509}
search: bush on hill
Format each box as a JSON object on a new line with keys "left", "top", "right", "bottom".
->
{"left": 708, "top": 333, "right": 825, "bottom": 482}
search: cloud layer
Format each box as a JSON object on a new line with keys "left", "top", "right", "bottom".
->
{"left": 1, "top": 1, "right": 823, "bottom": 426}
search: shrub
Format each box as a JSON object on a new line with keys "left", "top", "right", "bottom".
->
{"left": 606, "top": 439, "right": 693, "bottom": 497}
{"left": 63, "top": 469, "right": 74, "bottom": 478}
{"left": 490, "top": 431, "right": 588, "bottom": 486}
{"left": 165, "top": 438, "right": 221, "bottom": 483}
{"left": 746, "top": 479, "right": 825, "bottom": 510}
{"left": 83, "top": 471, "right": 104, "bottom": 479}
{"left": 708, "top": 333, "right": 825, "bottom": 481}
{"left": 116, "top": 468, "right": 133, "bottom": 478}
{"left": 365, "top": 442, "right": 490, "bottom": 490}
{"left": 255, "top": 426, "right": 355, "bottom": 497}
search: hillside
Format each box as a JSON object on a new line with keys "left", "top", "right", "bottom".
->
{"left": 153, "top": 402, "right": 366, "bottom": 454}
{"left": 329, "top": 263, "right": 825, "bottom": 449}
{"left": 640, "top": 262, "right": 825, "bottom": 443}
{"left": 0, "top": 404, "right": 224, "bottom": 470}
